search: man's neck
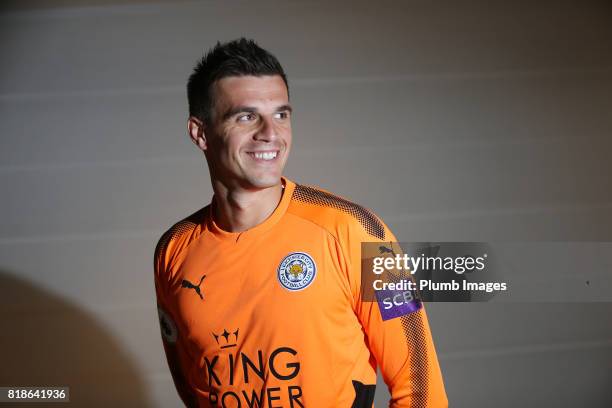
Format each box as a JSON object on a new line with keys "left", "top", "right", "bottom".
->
{"left": 211, "top": 180, "right": 284, "bottom": 233}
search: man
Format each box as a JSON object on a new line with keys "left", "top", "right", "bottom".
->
{"left": 154, "top": 38, "right": 447, "bottom": 407}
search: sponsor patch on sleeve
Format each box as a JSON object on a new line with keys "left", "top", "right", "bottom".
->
{"left": 375, "top": 289, "right": 422, "bottom": 321}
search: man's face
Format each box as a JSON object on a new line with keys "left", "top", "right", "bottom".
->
{"left": 203, "top": 75, "right": 292, "bottom": 191}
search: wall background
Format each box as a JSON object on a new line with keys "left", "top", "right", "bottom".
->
{"left": 1, "top": 1, "right": 611, "bottom": 406}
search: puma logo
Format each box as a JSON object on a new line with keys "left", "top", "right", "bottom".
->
{"left": 379, "top": 245, "right": 394, "bottom": 255}
{"left": 181, "top": 275, "right": 206, "bottom": 300}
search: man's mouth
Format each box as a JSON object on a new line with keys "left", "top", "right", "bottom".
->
{"left": 246, "top": 150, "right": 279, "bottom": 161}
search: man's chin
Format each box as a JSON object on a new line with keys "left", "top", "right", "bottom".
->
{"left": 242, "top": 174, "right": 282, "bottom": 191}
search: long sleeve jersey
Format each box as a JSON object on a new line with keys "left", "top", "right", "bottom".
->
{"left": 154, "top": 177, "right": 447, "bottom": 407}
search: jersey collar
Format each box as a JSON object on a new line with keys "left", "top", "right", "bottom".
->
{"left": 206, "top": 177, "right": 295, "bottom": 242}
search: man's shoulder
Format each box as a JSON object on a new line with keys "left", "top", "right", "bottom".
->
{"left": 154, "top": 206, "right": 208, "bottom": 262}
{"left": 287, "top": 182, "right": 388, "bottom": 242}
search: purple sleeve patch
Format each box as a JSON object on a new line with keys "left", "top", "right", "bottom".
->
{"left": 375, "top": 289, "right": 422, "bottom": 321}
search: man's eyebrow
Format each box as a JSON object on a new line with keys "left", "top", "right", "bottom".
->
{"left": 277, "top": 104, "right": 293, "bottom": 113}
{"left": 222, "top": 106, "right": 257, "bottom": 121}
{"left": 221, "top": 104, "right": 293, "bottom": 121}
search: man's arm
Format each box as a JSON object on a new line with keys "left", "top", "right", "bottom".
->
{"left": 345, "top": 220, "right": 448, "bottom": 407}
{"left": 156, "top": 298, "right": 199, "bottom": 408}
{"left": 154, "top": 236, "right": 199, "bottom": 408}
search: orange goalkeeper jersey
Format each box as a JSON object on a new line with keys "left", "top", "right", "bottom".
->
{"left": 154, "top": 177, "right": 447, "bottom": 408}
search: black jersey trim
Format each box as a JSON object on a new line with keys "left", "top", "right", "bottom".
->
{"left": 399, "top": 312, "right": 429, "bottom": 407}
{"left": 350, "top": 380, "right": 376, "bottom": 408}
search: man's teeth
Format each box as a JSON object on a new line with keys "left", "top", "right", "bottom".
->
{"left": 252, "top": 151, "right": 277, "bottom": 160}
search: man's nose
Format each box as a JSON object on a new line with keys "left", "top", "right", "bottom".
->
{"left": 254, "top": 116, "right": 277, "bottom": 142}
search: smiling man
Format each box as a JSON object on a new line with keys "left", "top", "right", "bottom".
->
{"left": 154, "top": 38, "right": 447, "bottom": 407}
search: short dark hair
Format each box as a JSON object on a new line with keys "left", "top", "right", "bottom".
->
{"left": 187, "top": 38, "right": 289, "bottom": 123}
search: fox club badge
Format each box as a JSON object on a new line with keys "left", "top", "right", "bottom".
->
{"left": 277, "top": 252, "right": 317, "bottom": 291}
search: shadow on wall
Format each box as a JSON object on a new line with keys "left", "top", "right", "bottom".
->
{"left": 0, "top": 271, "right": 149, "bottom": 407}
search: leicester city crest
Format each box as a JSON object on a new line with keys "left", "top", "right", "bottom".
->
{"left": 277, "top": 252, "right": 317, "bottom": 291}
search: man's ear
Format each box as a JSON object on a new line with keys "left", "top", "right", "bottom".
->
{"left": 187, "top": 116, "right": 208, "bottom": 151}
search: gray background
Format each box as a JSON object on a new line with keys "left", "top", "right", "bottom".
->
{"left": 1, "top": 0, "right": 611, "bottom": 406}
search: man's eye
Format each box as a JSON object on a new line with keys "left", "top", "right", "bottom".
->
{"left": 238, "top": 113, "right": 255, "bottom": 122}
{"left": 275, "top": 111, "right": 289, "bottom": 120}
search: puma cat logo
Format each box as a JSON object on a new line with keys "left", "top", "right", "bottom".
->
{"left": 181, "top": 275, "right": 206, "bottom": 300}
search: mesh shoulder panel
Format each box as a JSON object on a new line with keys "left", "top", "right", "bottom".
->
{"left": 154, "top": 208, "right": 205, "bottom": 268}
{"left": 400, "top": 312, "right": 429, "bottom": 407}
{"left": 291, "top": 183, "right": 386, "bottom": 240}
